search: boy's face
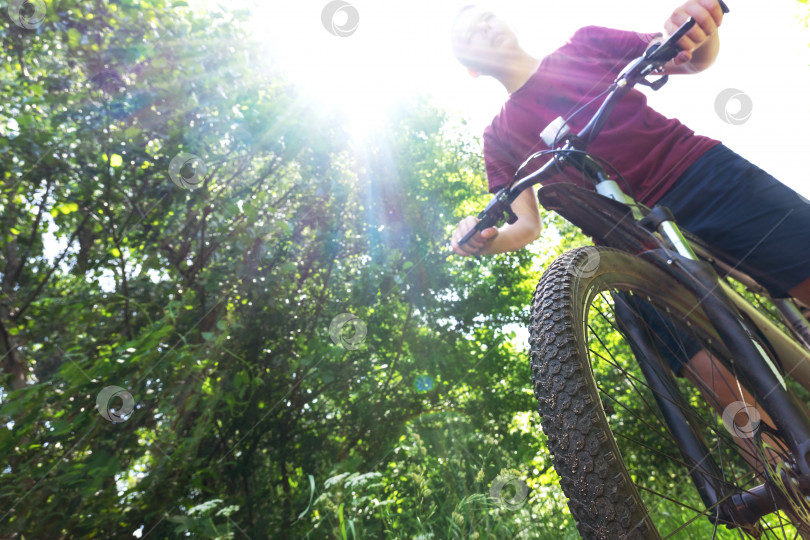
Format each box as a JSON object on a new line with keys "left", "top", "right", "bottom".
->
{"left": 452, "top": 7, "right": 520, "bottom": 76}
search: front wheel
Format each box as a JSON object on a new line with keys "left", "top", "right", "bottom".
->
{"left": 529, "top": 247, "right": 809, "bottom": 539}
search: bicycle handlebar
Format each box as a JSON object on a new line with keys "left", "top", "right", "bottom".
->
{"left": 458, "top": 0, "right": 730, "bottom": 248}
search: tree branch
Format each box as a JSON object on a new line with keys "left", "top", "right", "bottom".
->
{"left": 13, "top": 213, "right": 91, "bottom": 321}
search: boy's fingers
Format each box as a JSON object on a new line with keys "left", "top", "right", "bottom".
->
{"left": 673, "top": 50, "right": 692, "bottom": 64}
{"left": 451, "top": 233, "right": 481, "bottom": 256}
{"left": 450, "top": 218, "right": 498, "bottom": 257}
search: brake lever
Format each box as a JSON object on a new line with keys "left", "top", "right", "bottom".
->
{"left": 639, "top": 76, "right": 669, "bottom": 91}
{"left": 612, "top": 19, "right": 694, "bottom": 88}
{"left": 624, "top": 14, "right": 702, "bottom": 91}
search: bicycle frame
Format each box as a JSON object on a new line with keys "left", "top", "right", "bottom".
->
{"left": 691, "top": 241, "right": 810, "bottom": 353}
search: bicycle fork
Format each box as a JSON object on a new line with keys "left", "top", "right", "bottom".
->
{"left": 618, "top": 208, "right": 810, "bottom": 528}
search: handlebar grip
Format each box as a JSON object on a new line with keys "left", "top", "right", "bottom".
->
{"left": 458, "top": 224, "right": 481, "bottom": 246}
{"left": 659, "top": 0, "right": 728, "bottom": 59}
{"left": 458, "top": 215, "right": 495, "bottom": 246}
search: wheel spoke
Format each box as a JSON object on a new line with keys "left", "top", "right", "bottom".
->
{"left": 588, "top": 300, "right": 753, "bottom": 456}
{"left": 590, "top": 295, "right": 778, "bottom": 476}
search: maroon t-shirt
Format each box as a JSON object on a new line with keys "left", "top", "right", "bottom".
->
{"left": 483, "top": 25, "right": 720, "bottom": 206}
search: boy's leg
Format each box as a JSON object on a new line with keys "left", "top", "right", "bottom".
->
{"left": 682, "top": 350, "right": 786, "bottom": 472}
{"left": 789, "top": 277, "right": 810, "bottom": 306}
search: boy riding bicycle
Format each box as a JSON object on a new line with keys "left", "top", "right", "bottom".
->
{"left": 448, "top": 0, "right": 810, "bottom": 448}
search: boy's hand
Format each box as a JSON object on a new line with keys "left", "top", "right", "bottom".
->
{"left": 451, "top": 216, "right": 499, "bottom": 257}
{"left": 666, "top": 0, "right": 724, "bottom": 65}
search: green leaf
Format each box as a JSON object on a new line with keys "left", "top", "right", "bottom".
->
{"left": 233, "top": 370, "right": 247, "bottom": 389}
{"left": 338, "top": 502, "right": 347, "bottom": 540}
{"left": 49, "top": 418, "right": 73, "bottom": 437}
{"left": 137, "top": 324, "right": 175, "bottom": 352}
{"left": 16, "top": 114, "right": 33, "bottom": 128}
{"left": 68, "top": 28, "right": 81, "bottom": 47}
{"left": 296, "top": 475, "right": 316, "bottom": 520}
{"left": 56, "top": 202, "right": 79, "bottom": 215}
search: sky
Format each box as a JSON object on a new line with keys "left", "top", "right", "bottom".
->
{"left": 250, "top": 0, "right": 810, "bottom": 197}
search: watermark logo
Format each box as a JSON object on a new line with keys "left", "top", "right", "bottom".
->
{"left": 489, "top": 472, "right": 529, "bottom": 510}
{"left": 568, "top": 246, "right": 601, "bottom": 280}
{"left": 722, "top": 400, "right": 761, "bottom": 439}
{"left": 321, "top": 0, "right": 359, "bottom": 37}
{"left": 714, "top": 88, "right": 753, "bottom": 126}
{"left": 414, "top": 375, "right": 434, "bottom": 392}
{"left": 169, "top": 152, "right": 207, "bottom": 190}
{"left": 8, "top": 0, "right": 46, "bottom": 30}
{"left": 329, "top": 313, "right": 367, "bottom": 350}
{"left": 96, "top": 386, "right": 135, "bottom": 423}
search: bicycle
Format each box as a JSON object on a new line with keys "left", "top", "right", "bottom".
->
{"left": 458, "top": 4, "right": 810, "bottom": 538}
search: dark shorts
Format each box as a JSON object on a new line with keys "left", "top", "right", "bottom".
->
{"left": 637, "top": 144, "right": 810, "bottom": 375}
{"left": 658, "top": 144, "right": 810, "bottom": 298}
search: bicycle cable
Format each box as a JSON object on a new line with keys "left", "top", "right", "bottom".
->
{"left": 506, "top": 86, "right": 638, "bottom": 200}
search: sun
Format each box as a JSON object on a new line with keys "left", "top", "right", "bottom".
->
{"left": 248, "top": 1, "right": 411, "bottom": 141}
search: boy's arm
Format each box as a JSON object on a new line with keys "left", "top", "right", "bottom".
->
{"left": 450, "top": 187, "right": 542, "bottom": 257}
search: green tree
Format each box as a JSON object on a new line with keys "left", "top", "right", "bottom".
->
{"left": 0, "top": 1, "right": 581, "bottom": 538}
{"left": 6, "top": 0, "right": 717, "bottom": 535}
